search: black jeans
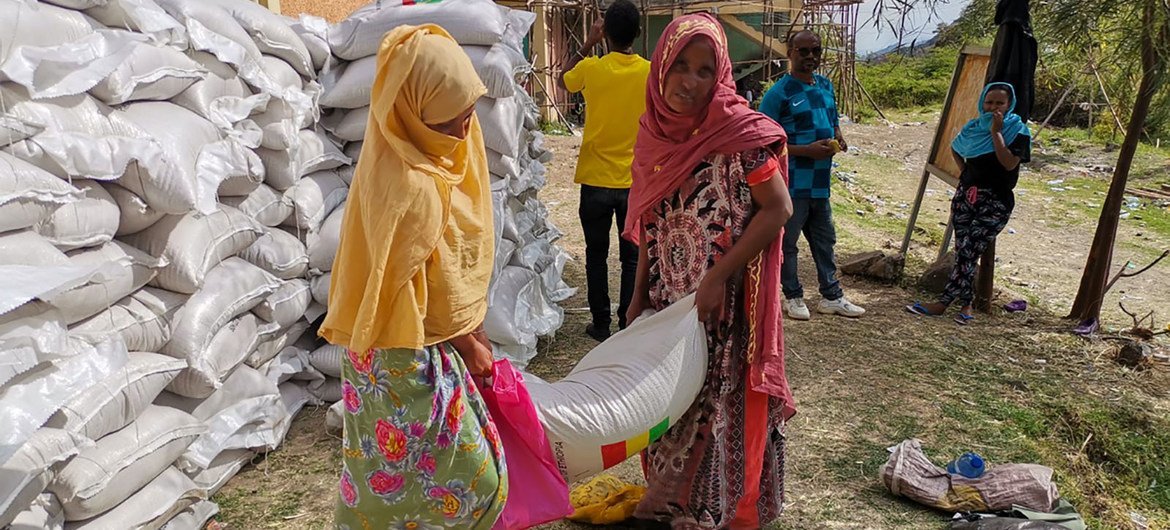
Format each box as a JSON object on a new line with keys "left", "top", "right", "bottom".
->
{"left": 579, "top": 185, "right": 638, "bottom": 329}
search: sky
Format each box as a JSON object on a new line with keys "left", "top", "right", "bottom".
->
{"left": 854, "top": 0, "right": 972, "bottom": 54}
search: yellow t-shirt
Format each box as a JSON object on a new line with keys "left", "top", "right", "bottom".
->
{"left": 563, "top": 52, "right": 650, "bottom": 189}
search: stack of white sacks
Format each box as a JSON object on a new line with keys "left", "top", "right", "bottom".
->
{"left": 310, "top": 0, "right": 574, "bottom": 395}
{"left": 0, "top": 0, "right": 346, "bottom": 527}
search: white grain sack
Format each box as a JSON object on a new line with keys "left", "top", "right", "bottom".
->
{"left": 34, "top": 179, "right": 120, "bottom": 252}
{"left": 238, "top": 229, "right": 309, "bottom": 280}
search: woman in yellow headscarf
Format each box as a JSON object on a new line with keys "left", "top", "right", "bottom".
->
{"left": 320, "top": 25, "right": 505, "bottom": 529}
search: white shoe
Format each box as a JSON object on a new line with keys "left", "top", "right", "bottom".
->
{"left": 784, "top": 298, "right": 811, "bottom": 320}
{"left": 818, "top": 296, "right": 866, "bottom": 317}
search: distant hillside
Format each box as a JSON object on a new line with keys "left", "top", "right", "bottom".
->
{"left": 863, "top": 33, "right": 939, "bottom": 61}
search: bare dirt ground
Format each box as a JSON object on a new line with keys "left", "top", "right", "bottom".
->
{"left": 212, "top": 116, "right": 1170, "bottom": 530}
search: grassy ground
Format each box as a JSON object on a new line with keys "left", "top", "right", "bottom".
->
{"left": 210, "top": 115, "right": 1170, "bottom": 530}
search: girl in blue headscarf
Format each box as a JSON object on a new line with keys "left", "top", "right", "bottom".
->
{"left": 908, "top": 82, "right": 1031, "bottom": 324}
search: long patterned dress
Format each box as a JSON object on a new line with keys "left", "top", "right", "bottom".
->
{"left": 335, "top": 344, "right": 507, "bottom": 529}
{"left": 634, "top": 148, "right": 789, "bottom": 529}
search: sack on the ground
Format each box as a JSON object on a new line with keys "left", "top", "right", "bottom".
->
{"left": 49, "top": 405, "right": 204, "bottom": 521}
{"left": 62, "top": 466, "right": 203, "bottom": 530}
{"left": 0, "top": 428, "right": 90, "bottom": 528}
{"left": 880, "top": 438, "right": 1060, "bottom": 513}
{"left": 308, "top": 376, "right": 341, "bottom": 403}
{"left": 122, "top": 205, "right": 264, "bottom": 294}
{"left": 526, "top": 294, "right": 706, "bottom": 483}
{"left": 239, "top": 229, "right": 309, "bottom": 280}
{"left": 220, "top": 184, "right": 292, "bottom": 227}
{"left": 45, "top": 352, "right": 186, "bottom": 441}
{"left": 480, "top": 360, "right": 572, "bottom": 529}
{"left": 308, "top": 344, "right": 344, "bottom": 379}
{"left": 157, "top": 365, "right": 286, "bottom": 471}
{"left": 160, "top": 499, "right": 218, "bottom": 530}
{"left": 70, "top": 287, "right": 187, "bottom": 353}
{"left": 186, "top": 450, "right": 251, "bottom": 496}
{"left": 47, "top": 241, "right": 165, "bottom": 325}
{"left": 0, "top": 151, "right": 82, "bottom": 233}
{"left": 34, "top": 179, "right": 119, "bottom": 252}
{"left": 329, "top": 0, "right": 508, "bottom": 60}
{"left": 307, "top": 202, "right": 344, "bottom": 272}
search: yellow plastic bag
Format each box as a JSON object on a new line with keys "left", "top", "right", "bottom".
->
{"left": 568, "top": 474, "right": 646, "bottom": 525}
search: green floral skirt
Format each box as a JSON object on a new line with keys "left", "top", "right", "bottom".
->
{"left": 335, "top": 343, "right": 507, "bottom": 530}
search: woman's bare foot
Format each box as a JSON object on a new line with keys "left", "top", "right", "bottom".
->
{"left": 921, "top": 302, "right": 948, "bottom": 315}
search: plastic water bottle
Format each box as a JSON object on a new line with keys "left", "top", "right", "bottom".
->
{"left": 946, "top": 452, "right": 986, "bottom": 479}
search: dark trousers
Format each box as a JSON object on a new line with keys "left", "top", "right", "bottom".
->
{"left": 579, "top": 185, "right": 638, "bottom": 329}
{"left": 941, "top": 189, "right": 1012, "bottom": 306}
{"left": 781, "top": 197, "right": 844, "bottom": 300}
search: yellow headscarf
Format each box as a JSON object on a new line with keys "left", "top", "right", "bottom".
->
{"left": 320, "top": 25, "right": 493, "bottom": 353}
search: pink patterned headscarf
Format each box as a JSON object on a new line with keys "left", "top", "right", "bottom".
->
{"left": 623, "top": 12, "right": 787, "bottom": 242}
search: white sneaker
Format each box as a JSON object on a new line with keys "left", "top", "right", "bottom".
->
{"left": 818, "top": 296, "right": 866, "bottom": 317}
{"left": 784, "top": 298, "right": 811, "bottom": 320}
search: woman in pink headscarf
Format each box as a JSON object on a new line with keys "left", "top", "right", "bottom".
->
{"left": 622, "top": 13, "right": 797, "bottom": 530}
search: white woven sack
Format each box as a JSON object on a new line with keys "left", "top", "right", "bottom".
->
{"left": 185, "top": 450, "right": 250, "bottom": 496}
{"left": 463, "top": 44, "right": 517, "bottom": 99}
{"left": 258, "top": 129, "right": 349, "bottom": 190}
{"left": 162, "top": 257, "right": 279, "bottom": 365}
{"left": 45, "top": 352, "right": 186, "bottom": 441}
{"left": 320, "top": 106, "right": 368, "bottom": 142}
{"left": 0, "top": 151, "right": 82, "bottom": 233}
{"left": 239, "top": 229, "right": 309, "bottom": 280}
{"left": 526, "top": 294, "right": 707, "bottom": 483}
{"left": 249, "top": 320, "right": 311, "bottom": 369}
{"left": 116, "top": 101, "right": 262, "bottom": 215}
{"left": 284, "top": 170, "right": 348, "bottom": 230}
{"left": 309, "top": 272, "right": 330, "bottom": 306}
{"left": 171, "top": 51, "right": 260, "bottom": 124}
{"left": 156, "top": 366, "right": 285, "bottom": 471}
{"left": 101, "top": 184, "right": 160, "bottom": 237}
{"left": 290, "top": 15, "right": 331, "bottom": 71}
{"left": 0, "top": 0, "right": 97, "bottom": 57}
{"left": 476, "top": 95, "right": 523, "bottom": 157}
{"left": 89, "top": 41, "right": 206, "bottom": 105}
{"left": 33, "top": 179, "right": 119, "bottom": 252}
{"left": 8, "top": 493, "right": 63, "bottom": 530}
{"left": 0, "top": 302, "right": 70, "bottom": 388}
{"left": 0, "top": 336, "right": 127, "bottom": 467}
{"left": 219, "top": 184, "right": 291, "bottom": 227}
{"left": 308, "top": 344, "right": 344, "bottom": 379}
{"left": 63, "top": 466, "right": 202, "bottom": 530}
{"left": 46, "top": 242, "right": 165, "bottom": 325}
{"left": 0, "top": 85, "right": 165, "bottom": 184}
{"left": 69, "top": 287, "right": 188, "bottom": 354}
{"left": 153, "top": 0, "right": 269, "bottom": 91}
{"left": 84, "top": 0, "right": 187, "bottom": 47}
{"left": 309, "top": 377, "right": 341, "bottom": 403}
{"left": 307, "top": 202, "right": 344, "bottom": 272}
{"left": 166, "top": 313, "right": 279, "bottom": 399}
{"left": 160, "top": 499, "right": 218, "bottom": 530}
{"left": 329, "top": 0, "right": 507, "bottom": 60}
{"left": 0, "top": 230, "right": 68, "bottom": 266}
{"left": 483, "top": 265, "right": 561, "bottom": 349}
{"left": 203, "top": 0, "right": 314, "bottom": 78}
{"left": 49, "top": 405, "right": 204, "bottom": 521}
{"left": 0, "top": 429, "right": 90, "bottom": 528}
{"left": 318, "top": 55, "right": 374, "bottom": 109}
{"left": 121, "top": 205, "right": 264, "bottom": 294}
{"left": 254, "top": 279, "right": 312, "bottom": 330}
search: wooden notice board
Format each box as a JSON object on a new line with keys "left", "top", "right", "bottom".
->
{"left": 901, "top": 45, "right": 991, "bottom": 257}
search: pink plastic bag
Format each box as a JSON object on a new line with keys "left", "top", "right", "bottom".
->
{"left": 481, "top": 359, "right": 573, "bottom": 529}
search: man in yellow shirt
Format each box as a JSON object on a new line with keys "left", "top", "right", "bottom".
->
{"left": 560, "top": 0, "right": 650, "bottom": 342}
